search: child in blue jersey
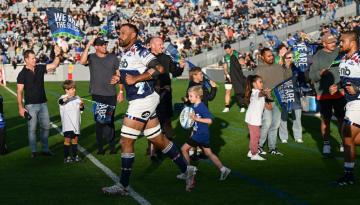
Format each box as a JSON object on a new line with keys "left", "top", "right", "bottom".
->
{"left": 181, "top": 85, "right": 231, "bottom": 180}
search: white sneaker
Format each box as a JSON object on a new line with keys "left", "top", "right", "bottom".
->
{"left": 295, "top": 139, "right": 303, "bottom": 143}
{"left": 219, "top": 167, "right": 231, "bottom": 180}
{"left": 176, "top": 173, "right": 187, "bottom": 180}
{"left": 247, "top": 150, "right": 252, "bottom": 158}
{"left": 222, "top": 107, "right": 230, "bottom": 113}
{"left": 251, "top": 154, "right": 266, "bottom": 161}
{"left": 281, "top": 139, "right": 288, "bottom": 144}
{"left": 323, "top": 145, "right": 331, "bottom": 155}
{"left": 240, "top": 107, "right": 246, "bottom": 113}
{"left": 102, "top": 183, "right": 129, "bottom": 196}
{"left": 185, "top": 166, "right": 197, "bottom": 191}
{"left": 340, "top": 145, "right": 344, "bottom": 152}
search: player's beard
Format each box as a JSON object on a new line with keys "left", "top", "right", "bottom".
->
{"left": 119, "top": 38, "right": 130, "bottom": 48}
{"left": 340, "top": 45, "right": 349, "bottom": 53}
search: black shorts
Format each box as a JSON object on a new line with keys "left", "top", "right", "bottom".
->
{"left": 225, "top": 76, "right": 231, "bottom": 85}
{"left": 63, "top": 131, "right": 79, "bottom": 139}
{"left": 186, "top": 138, "right": 210, "bottom": 148}
{"left": 319, "top": 98, "right": 346, "bottom": 120}
{"left": 156, "top": 90, "right": 173, "bottom": 123}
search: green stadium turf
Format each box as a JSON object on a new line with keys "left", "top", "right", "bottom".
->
{"left": 1, "top": 80, "right": 360, "bottom": 205}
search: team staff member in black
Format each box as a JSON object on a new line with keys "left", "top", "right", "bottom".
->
{"left": 80, "top": 37, "right": 122, "bottom": 155}
{"left": 17, "top": 46, "right": 61, "bottom": 158}
{"left": 149, "top": 37, "right": 185, "bottom": 140}
{"left": 222, "top": 44, "right": 247, "bottom": 113}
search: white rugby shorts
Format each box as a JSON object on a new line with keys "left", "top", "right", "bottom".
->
{"left": 225, "top": 84, "right": 233, "bottom": 90}
{"left": 345, "top": 100, "right": 360, "bottom": 125}
{"left": 126, "top": 92, "right": 160, "bottom": 122}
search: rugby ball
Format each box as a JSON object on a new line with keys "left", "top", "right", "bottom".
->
{"left": 180, "top": 106, "right": 195, "bottom": 129}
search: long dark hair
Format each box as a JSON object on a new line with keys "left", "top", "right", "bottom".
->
{"left": 245, "top": 75, "right": 262, "bottom": 105}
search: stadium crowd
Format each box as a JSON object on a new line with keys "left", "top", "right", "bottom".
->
{"left": 0, "top": 0, "right": 352, "bottom": 67}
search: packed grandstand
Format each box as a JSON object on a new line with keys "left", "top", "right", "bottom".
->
{"left": 0, "top": 0, "right": 358, "bottom": 70}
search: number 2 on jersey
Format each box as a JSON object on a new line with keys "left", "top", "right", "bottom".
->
{"left": 135, "top": 82, "right": 145, "bottom": 94}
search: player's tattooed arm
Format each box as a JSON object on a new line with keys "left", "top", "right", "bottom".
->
{"left": 125, "top": 64, "right": 164, "bottom": 85}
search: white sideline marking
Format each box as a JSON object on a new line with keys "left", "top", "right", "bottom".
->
{"left": 82, "top": 98, "right": 94, "bottom": 103}
{"left": 4, "top": 85, "right": 151, "bottom": 205}
{"left": 3, "top": 86, "right": 17, "bottom": 96}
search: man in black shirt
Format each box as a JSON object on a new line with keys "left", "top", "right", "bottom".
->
{"left": 149, "top": 37, "right": 185, "bottom": 140}
{"left": 17, "top": 47, "right": 61, "bottom": 158}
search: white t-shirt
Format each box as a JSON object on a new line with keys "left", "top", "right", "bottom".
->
{"left": 245, "top": 89, "right": 265, "bottom": 126}
{"left": 59, "top": 95, "right": 82, "bottom": 134}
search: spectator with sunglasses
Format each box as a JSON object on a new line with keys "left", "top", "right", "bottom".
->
{"left": 279, "top": 51, "right": 303, "bottom": 144}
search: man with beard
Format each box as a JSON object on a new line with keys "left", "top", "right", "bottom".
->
{"left": 102, "top": 24, "right": 196, "bottom": 195}
{"left": 256, "top": 48, "right": 292, "bottom": 155}
{"left": 329, "top": 31, "right": 360, "bottom": 185}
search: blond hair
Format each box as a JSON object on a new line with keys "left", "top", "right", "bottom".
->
{"left": 188, "top": 85, "right": 203, "bottom": 98}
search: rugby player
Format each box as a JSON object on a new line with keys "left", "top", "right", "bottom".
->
{"left": 102, "top": 24, "right": 196, "bottom": 195}
{"left": 329, "top": 31, "right": 360, "bottom": 185}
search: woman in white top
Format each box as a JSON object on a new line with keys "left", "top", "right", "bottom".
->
{"left": 245, "top": 75, "right": 270, "bottom": 161}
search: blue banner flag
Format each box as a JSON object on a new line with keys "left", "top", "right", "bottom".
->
{"left": 46, "top": 8, "right": 84, "bottom": 41}
{"left": 272, "top": 77, "right": 300, "bottom": 112}
{"left": 165, "top": 43, "right": 180, "bottom": 62}
{"left": 106, "top": 13, "right": 120, "bottom": 38}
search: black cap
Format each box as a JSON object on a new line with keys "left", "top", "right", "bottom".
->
{"left": 224, "top": 44, "right": 231, "bottom": 49}
{"left": 94, "top": 37, "right": 108, "bottom": 46}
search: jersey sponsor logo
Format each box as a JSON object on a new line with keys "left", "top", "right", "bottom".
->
{"left": 340, "top": 66, "right": 351, "bottom": 76}
{"left": 141, "top": 111, "right": 151, "bottom": 118}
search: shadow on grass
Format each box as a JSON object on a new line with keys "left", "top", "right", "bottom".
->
{"left": 301, "top": 115, "right": 342, "bottom": 168}
{"left": 302, "top": 115, "right": 342, "bottom": 155}
{"left": 4, "top": 114, "right": 61, "bottom": 154}
{"left": 172, "top": 113, "right": 227, "bottom": 156}
{"left": 78, "top": 113, "right": 124, "bottom": 154}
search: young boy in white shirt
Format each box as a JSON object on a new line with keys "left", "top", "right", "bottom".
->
{"left": 59, "top": 80, "right": 84, "bottom": 163}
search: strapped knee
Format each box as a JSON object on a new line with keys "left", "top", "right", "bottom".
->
{"left": 121, "top": 125, "right": 141, "bottom": 139}
{"left": 144, "top": 124, "right": 162, "bottom": 139}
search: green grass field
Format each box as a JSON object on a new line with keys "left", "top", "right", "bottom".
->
{"left": 1, "top": 80, "right": 360, "bottom": 205}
